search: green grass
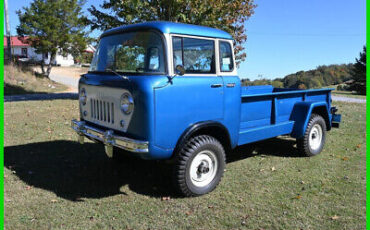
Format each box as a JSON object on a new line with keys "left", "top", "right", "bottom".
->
{"left": 4, "top": 100, "right": 365, "bottom": 229}
{"left": 4, "top": 64, "right": 68, "bottom": 95}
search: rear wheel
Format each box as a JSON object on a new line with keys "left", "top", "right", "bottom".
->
{"left": 297, "top": 114, "right": 327, "bottom": 157}
{"left": 173, "top": 135, "right": 226, "bottom": 197}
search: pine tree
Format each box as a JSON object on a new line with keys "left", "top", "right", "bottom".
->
{"left": 351, "top": 46, "right": 366, "bottom": 95}
{"left": 17, "top": 0, "right": 89, "bottom": 77}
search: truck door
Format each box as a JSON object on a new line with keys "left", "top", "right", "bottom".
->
{"left": 217, "top": 40, "right": 241, "bottom": 148}
{"left": 153, "top": 36, "right": 224, "bottom": 149}
{"left": 171, "top": 36, "right": 224, "bottom": 120}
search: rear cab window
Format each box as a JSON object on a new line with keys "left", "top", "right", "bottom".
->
{"left": 219, "top": 41, "right": 234, "bottom": 72}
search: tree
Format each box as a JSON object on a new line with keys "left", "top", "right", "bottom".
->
{"left": 88, "top": 0, "right": 256, "bottom": 66}
{"left": 17, "top": 0, "right": 89, "bottom": 77}
{"left": 271, "top": 80, "right": 283, "bottom": 88}
{"left": 351, "top": 46, "right": 366, "bottom": 95}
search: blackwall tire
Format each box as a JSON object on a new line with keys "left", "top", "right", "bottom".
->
{"left": 297, "top": 114, "right": 327, "bottom": 157}
{"left": 173, "top": 135, "right": 226, "bottom": 197}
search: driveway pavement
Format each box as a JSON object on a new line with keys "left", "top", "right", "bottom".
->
{"left": 49, "top": 73, "right": 79, "bottom": 92}
{"left": 5, "top": 93, "right": 78, "bottom": 102}
{"left": 331, "top": 95, "right": 366, "bottom": 104}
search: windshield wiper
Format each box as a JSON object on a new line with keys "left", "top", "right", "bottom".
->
{"left": 105, "top": 69, "right": 130, "bottom": 81}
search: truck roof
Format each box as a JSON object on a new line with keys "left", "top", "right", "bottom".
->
{"left": 102, "top": 21, "right": 233, "bottom": 40}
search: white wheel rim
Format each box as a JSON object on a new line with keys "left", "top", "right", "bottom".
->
{"left": 189, "top": 150, "right": 218, "bottom": 187}
{"left": 309, "top": 124, "right": 323, "bottom": 151}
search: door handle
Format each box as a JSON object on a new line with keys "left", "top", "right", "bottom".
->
{"left": 211, "top": 84, "right": 223, "bottom": 88}
{"left": 226, "top": 83, "right": 235, "bottom": 88}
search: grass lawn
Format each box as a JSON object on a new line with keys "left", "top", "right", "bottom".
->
{"left": 4, "top": 65, "right": 68, "bottom": 95}
{"left": 4, "top": 100, "right": 365, "bottom": 230}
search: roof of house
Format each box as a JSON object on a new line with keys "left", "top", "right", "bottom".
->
{"left": 4, "top": 36, "right": 95, "bottom": 53}
{"left": 84, "top": 44, "right": 96, "bottom": 53}
{"left": 102, "top": 21, "right": 233, "bottom": 40}
{"left": 4, "top": 36, "right": 30, "bottom": 47}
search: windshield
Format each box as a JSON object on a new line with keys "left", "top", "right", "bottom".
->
{"left": 90, "top": 31, "right": 165, "bottom": 74}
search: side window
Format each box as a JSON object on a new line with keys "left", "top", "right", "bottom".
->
{"left": 172, "top": 37, "right": 183, "bottom": 68}
{"left": 219, "top": 41, "right": 234, "bottom": 72}
{"left": 172, "top": 36, "right": 215, "bottom": 74}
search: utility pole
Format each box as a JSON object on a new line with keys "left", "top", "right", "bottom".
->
{"left": 4, "top": 0, "right": 12, "bottom": 63}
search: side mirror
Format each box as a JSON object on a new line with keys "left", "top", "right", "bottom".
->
{"left": 175, "top": 65, "right": 185, "bottom": 76}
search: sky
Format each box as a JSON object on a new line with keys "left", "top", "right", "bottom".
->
{"left": 4, "top": 0, "right": 366, "bottom": 80}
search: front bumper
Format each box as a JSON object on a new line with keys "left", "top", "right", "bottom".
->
{"left": 71, "top": 119, "right": 149, "bottom": 157}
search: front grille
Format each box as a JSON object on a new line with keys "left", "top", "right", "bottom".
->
{"left": 90, "top": 99, "right": 115, "bottom": 124}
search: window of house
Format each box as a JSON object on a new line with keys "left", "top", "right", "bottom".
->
{"left": 219, "top": 41, "right": 234, "bottom": 72}
{"left": 172, "top": 36, "right": 215, "bottom": 74}
{"left": 44, "top": 53, "right": 48, "bottom": 59}
{"left": 21, "top": 48, "right": 28, "bottom": 57}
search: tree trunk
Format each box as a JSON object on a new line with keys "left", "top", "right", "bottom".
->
{"left": 40, "top": 60, "right": 46, "bottom": 75}
{"left": 46, "top": 52, "right": 56, "bottom": 78}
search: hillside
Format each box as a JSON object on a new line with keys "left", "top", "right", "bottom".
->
{"left": 242, "top": 64, "right": 354, "bottom": 89}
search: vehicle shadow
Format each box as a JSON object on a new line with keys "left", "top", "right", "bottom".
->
{"left": 227, "top": 137, "right": 303, "bottom": 163}
{"left": 5, "top": 141, "right": 175, "bottom": 200}
{"left": 5, "top": 138, "right": 301, "bottom": 201}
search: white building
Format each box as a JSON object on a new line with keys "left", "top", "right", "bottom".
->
{"left": 4, "top": 36, "right": 75, "bottom": 66}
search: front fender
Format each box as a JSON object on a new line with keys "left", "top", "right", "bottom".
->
{"left": 290, "top": 101, "right": 330, "bottom": 138}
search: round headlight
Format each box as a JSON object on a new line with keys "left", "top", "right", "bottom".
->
{"left": 79, "top": 88, "right": 87, "bottom": 105}
{"left": 120, "top": 93, "right": 134, "bottom": 115}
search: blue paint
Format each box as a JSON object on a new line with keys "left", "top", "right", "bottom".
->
{"left": 289, "top": 101, "right": 330, "bottom": 138}
{"left": 102, "top": 21, "right": 233, "bottom": 40}
{"left": 77, "top": 22, "right": 341, "bottom": 160}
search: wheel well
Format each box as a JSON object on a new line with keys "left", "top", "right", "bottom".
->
{"left": 189, "top": 126, "right": 232, "bottom": 152}
{"left": 173, "top": 122, "right": 232, "bottom": 160}
{"left": 312, "top": 106, "right": 331, "bottom": 130}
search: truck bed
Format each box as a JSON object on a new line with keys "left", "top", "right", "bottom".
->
{"left": 238, "top": 85, "right": 332, "bottom": 146}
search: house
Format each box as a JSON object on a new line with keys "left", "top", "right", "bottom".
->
{"left": 4, "top": 36, "right": 75, "bottom": 66}
{"left": 84, "top": 44, "right": 96, "bottom": 54}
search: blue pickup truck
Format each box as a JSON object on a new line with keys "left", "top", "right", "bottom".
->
{"left": 71, "top": 22, "right": 341, "bottom": 196}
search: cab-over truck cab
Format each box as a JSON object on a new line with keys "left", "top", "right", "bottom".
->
{"left": 71, "top": 22, "right": 341, "bottom": 196}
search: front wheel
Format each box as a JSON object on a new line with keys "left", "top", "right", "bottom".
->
{"left": 297, "top": 114, "right": 327, "bottom": 157}
{"left": 173, "top": 135, "right": 226, "bottom": 197}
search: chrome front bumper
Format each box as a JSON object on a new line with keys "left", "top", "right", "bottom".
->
{"left": 71, "top": 119, "right": 149, "bottom": 157}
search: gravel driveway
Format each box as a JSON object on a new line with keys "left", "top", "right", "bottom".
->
{"left": 5, "top": 93, "right": 78, "bottom": 102}
{"left": 49, "top": 73, "right": 79, "bottom": 91}
{"left": 332, "top": 95, "right": 366, "bottom": 104}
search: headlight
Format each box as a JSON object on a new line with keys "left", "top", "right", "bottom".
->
{"left": 79, "top": 88, "right": 87, "bottom": 105}
{"left": 120, "top": 93, "right": 134, "bottom": 115}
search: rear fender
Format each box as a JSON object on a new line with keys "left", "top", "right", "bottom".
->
{"left": 290, "top": 101, "right": 330, "bottom": 138}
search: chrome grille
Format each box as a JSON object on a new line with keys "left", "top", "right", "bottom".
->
{"left": 90, "top": 98, "right": 114, "bottom": 124}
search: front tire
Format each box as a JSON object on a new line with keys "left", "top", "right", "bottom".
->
{"left": 297, "top": 114, "right": 327, "bottom": 157}
{"left": 173, "top": 135, "right": 226, "bottom": 197}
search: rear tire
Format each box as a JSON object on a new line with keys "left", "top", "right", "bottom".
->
{"left": 173, "top": 135, "right": 226, "bottom": 197}
{"left": 297, "top": 114, "right": 326, "bottom": 157}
